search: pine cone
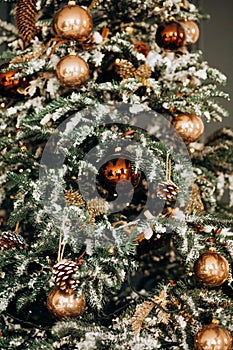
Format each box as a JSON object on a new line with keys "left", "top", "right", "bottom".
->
{"left": 0, "top": 231, "right": 26, "bottom": 251}
{"left": 15, "top": 0, "right": 37, "bottom": 48}
{"left": 65, "top": 189, "right": 85, "bottom": 206}
{"left": 52, "top": 260, "right": 79, "bottom": 293}
{"left": 86, "top": 197, "right": 109, "bottom": 223}
{"left": 157, "top": 180, "right": 179, "bottom": 200}
{"left": 115, "top": 59, "right": 136, "bottom": 79}
{"left": 135, "top": 63, "right": 152, "bottom": 80}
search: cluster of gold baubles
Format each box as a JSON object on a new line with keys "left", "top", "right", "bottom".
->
{"left": 53, "top": 0, "right": 92, "bottom": 88}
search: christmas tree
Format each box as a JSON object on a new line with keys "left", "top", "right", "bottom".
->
{"left": 0, "top": 0, "right": 232, "bottom": 349}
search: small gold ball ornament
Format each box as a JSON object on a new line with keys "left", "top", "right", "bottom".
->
{"left": 180, "top": 20, "right": 199, "bottom": 44}
{"left": 56, "top": 53, "right": 89, "bottom": 88}
{"left": 194, "top": 251, "right": 229, "bottom": 287}
{"left": 172, "top": 113, "right": 204, "bottom": 143}
{"left": 47, "top": 288, "right": 85, "bottom": 319}
{"left": 53, "top": 1, "right": 93, "bottom": 42}
{"left": 194, "top": 323, "right": 232, "bottom": 350}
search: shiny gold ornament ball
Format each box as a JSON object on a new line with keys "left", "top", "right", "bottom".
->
{"left": 194, "top": 324, "right": 232, "bottom": 350}
{"left": 155, "top": 21, "right": 186, "bottom": 51}
{"left": 47, "top": 288, "right": 85, "bottom": 319}
{"left": 172, "top": 113, "right": 204, "bottom": 143}
{"left": 180, "top": 20, "right": 199, "bottom": 44}
{"left": 194, "top": 251, "right": 229, "bottom": 287}
{"left": 53, "top": 3, "right": 93, "bottom": 42}
{"left": 56, "top": 54, "right": 89, "bottom": 88}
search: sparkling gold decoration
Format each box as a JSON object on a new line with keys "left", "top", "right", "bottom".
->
{"left": 0, "top": 63, "right": 28, "bottom": 96}
{"left": 185, "top": 183, "right": 205, "bottom": 215}
{"left": 56, "top": 53, "right": 89, "bottom": 88}
{"left": 125, "top": 26, "right": 134, "bottom": 35}
{"left": 194, "top": 323, "right": 232, "bottom": 350}
{"left": 86, "top": 197, "right": 109, "bottom": 223}
{"left": 180, "top": 20, "right": 199, "bottom": 44}
{"left": 172, "top": 113, "right": 204, "bottom": 143}
{"left": 115, "top": 59, "right": 136, "bottom": 79}
{"left": 130, "top": 286, "right": 169, "bottom": 335}
{"left": 155, "top": 21, "right": 186, "bottom": 51}
{"left": 115, "top": 59, "right": 152, "bottom": 81}
{"left": 47, "top": 288, "right": 85, "bottom": 319}
{"left": 134, "top": 63, "right": 152, "bottom": 80}
{"left": 194, "top": 250, "right": 229, "bottom": 287}
{"left": 15, "top": 0, "right": 37, "bottom": 48}
{"left": 65, "top": 189, "right": 84, "bottom": 206}
{"left": 53, "top": 2, "right": 93, "bottom": 42}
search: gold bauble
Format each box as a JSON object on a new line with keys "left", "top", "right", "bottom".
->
{"left": 155, "top": 21, "right": 186, "bottom": 51}
{"left": 194, "top": 323, "right": 232, "bottom": 350}
{"left": 180, "top": 20, "right": 199, "bottom": 44}
{"left": 99, "top": 158, "right": 140, "bottom": 186}
{"left": 53, "top": 3, "right": 93, "bottom": 42}
{"left": 56, "top": 54, "right": 89, "bottom": 88}
{"left": 172, "top": 113, "right": 204, "bottom": 143}
{"left": 194, "top": 251, "right": 229, "bottom": 287}
{"left": 47, "top": 288, "right": 85, "bottom": 319}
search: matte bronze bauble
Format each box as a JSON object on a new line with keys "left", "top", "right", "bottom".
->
{"left": 56, "top": 54, "right": 89, "bottom": 88}
{"left": 53, "top": 3, "right": 93, "bottom": 42}
{"left": 172, "top": 113, "right": 204, "bottom": 143}
{"left": 194, "top": 251, "right": 229, "bottom": 287}
{"left": 47, "top": 288, "right": 85, "bottom": 319}
{"left": 155, "top": 21, "right": 186, "bottom": 50}
{"left": 194, "top": 323, "right": 232, "bottom": 350}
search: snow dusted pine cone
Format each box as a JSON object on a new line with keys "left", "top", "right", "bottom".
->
{"left": 0, "top": 230, "right": 26, "bottom": 251}
{"left": 52, "top": 260, "right": 79, "bottom": 294}
{"left": 157, "top": 180, "right": 179, "bottom": 201}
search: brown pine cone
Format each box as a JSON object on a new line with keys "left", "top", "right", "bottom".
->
{"left": 52, "top": 260, "right": 79, "bottom": 293}
{"left": 0, "top": 231, "right": 26, "bottom": 251}
{"left": 157, "top": 180, "right": 179, "bottom": 200}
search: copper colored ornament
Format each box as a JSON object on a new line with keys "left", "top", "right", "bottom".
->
{"left": 180, "top": 20, "right": 199, "bottom": 44}
{"left": 99, "top": 158, "right": 140, "bottom": 186}
{"left": 56, "top": 54, "right": 89, "bottom": 88}
{"left": 53, "top": 2, "right": 93, "bottom": 42}
{"left": 155, "top": 21, "right": 186, "bottom": 51}
{"left": 194, "top": 323, "right": 232, "bottom": 350}
{"left": 194, "top": 251, "right": 229, "bottom": 287}
{"left": 47, "top": 288, "right": 85, "bottom": 319}
{"left": 0, "top": 63, "right": 28, "bottom": 96}
{"left": 172, "top": 113, "right": 204, "bottom": 143}
{"left": 134, "top": 41, "right": 150, "bottom": 57}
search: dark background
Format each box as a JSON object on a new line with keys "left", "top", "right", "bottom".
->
{"left": 0, "top": 1, "right": 232, "bottom": 138}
